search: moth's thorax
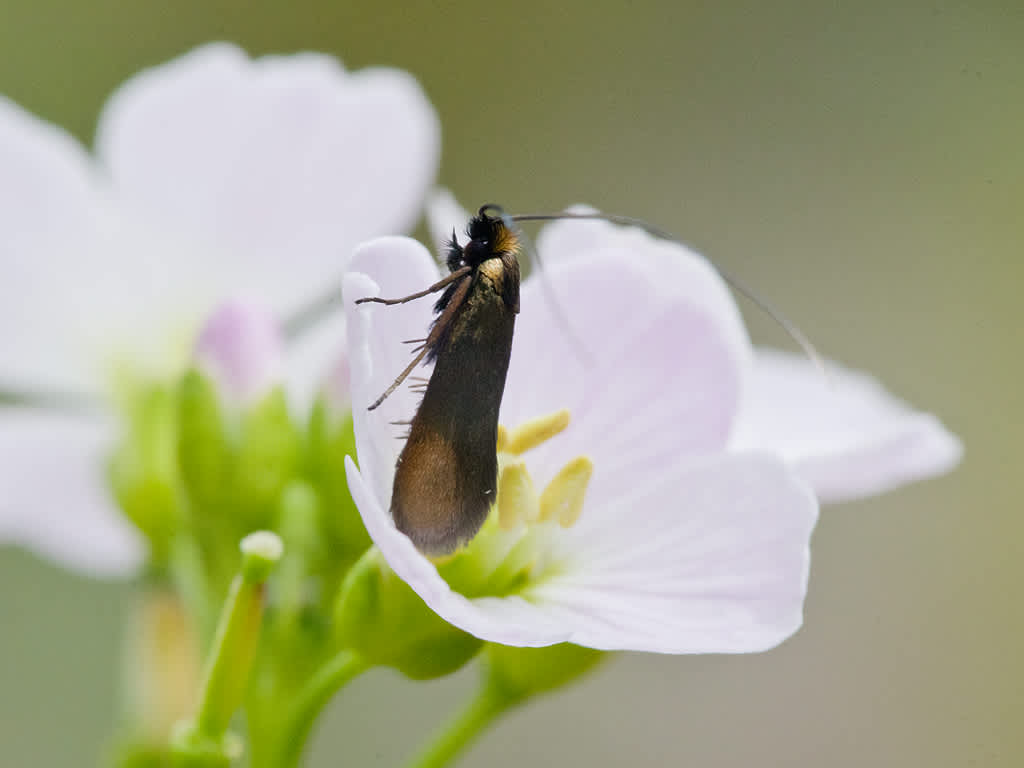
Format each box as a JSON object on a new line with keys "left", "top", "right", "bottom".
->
{"left": 484, "top": 250, "right": 521, "bottom": 315}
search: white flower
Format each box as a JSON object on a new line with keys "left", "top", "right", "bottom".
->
{"left": 342, "top": 229, "right": 819, "bottom": 653}
{"left": 0, "top": 43, "right": 439, "bottom": 576}
{"left": 342, "top": 203, "right": 961, "bottom": 653}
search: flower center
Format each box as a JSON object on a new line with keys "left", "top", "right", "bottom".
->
{"left": 435, "top": 409, "right": 593, "bottom": 598}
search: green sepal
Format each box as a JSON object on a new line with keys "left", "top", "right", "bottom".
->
{"left": 233, "top": 387, "right": 300, "bottom": 529}
{"left": 108, "top": 382, "right": 180, "bottom": 565}
{"left": 484, "top": 643, "right": 606, "bottom": 704}
{"left": 274, "top": 482, "right": 325, "bottom": 610}
{"left": 271, "top": 483, "right": 332, "bottom": 659}
{"left": 334, "top": 548, "right": 482, "bottom": 679}
{"left": 175, "top": 369, "right": 230, "bottom": 515}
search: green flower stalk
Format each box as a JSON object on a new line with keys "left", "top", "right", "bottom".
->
{"left": 406, "top": 644, "right": 605, "bottom": 768}
{"left": 170, "top": 532, "right": 283, "bottom": 767}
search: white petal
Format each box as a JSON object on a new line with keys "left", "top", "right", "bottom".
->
{"left": 426, "top": 187, "right": 471, "bottom": 255}
{"left": 527, "top": 215, "right": 752, "bottom": 411}
{"left": 349, "top": 452, "right": 816, "bottom": 652}
{"left": 0, "top": 409, "right": 144, "bottom": 576}
{"left": 731, "top": 348, "right": 963, "bottom": 503}
{"left": 538, "top": 454, "right": 816, "bottom": 652}
{"left": 503, "top": 248, "right": 751, "bottom": 493}
{"left": 0, "top": 96, "right": 120, "bottom": 394}
{"left": 343, "top": 236, "right": 442, "bottom": 505}
{"left": 95, "top": 43, "right": 440, "bottom": 314}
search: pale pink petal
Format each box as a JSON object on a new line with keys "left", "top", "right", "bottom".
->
{"left": 95, "top": 43, "right": 440, "bottom": 315}
{"left": 0, "top": 409, "right": 144, "bottom": 576}
{"left": 731, "top": 349, "right": 963, "bottom": 503}
{"left": 348, "top": 452, "right": 816, "bottom": 652}
{"left": 533, "top": 216, "right": 750, "bottom": 362}
{"left": 343, "top": 237, "right": 441, "bottom": 505}
{"left": 0, "top": 96, "right": 118, "bottom": 394}
{"left": 503, "top": 250, "right": 751, "bottom": 494}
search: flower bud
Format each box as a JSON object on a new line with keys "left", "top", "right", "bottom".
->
{"left": 194, "top": 301, "right": 283, "bottom": 407}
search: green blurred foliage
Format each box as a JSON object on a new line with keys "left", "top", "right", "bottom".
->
{"left": 0, "top": 1, "right": 1021, "bottom": 766}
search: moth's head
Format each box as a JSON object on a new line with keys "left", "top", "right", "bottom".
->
{"left": 462, "top": 205, "right": 520, "bottom": 266}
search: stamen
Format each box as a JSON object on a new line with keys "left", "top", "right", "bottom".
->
{"left": 539, "top": 457, "right": 593, "bottom": 527}
{"left": 504, "top": 409, "right": 570, "bottom": 455}
{"left": 496, "top": 462, "right": 538, "bottom": 529}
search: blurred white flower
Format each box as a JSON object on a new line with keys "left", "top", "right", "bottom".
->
{"left": 343, "top": 232, "right": 818, "bottom": 653}
{"left": 0, "top": 43, "right": 440, "bottom": 576}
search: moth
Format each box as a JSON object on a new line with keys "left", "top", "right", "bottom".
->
{"left": 357, "top": 205, "right": 520, "bottom": 555}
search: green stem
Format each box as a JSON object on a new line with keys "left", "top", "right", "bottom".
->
{"left": 270, "top": 650, "right": 371, "bottom": 768}
{"left": 170, "top": 533, "right": 282, "bottom": 767}
{"left": 404, "top": 683, "right": 516, "bottom": 768}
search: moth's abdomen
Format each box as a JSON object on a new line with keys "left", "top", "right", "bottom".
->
{"left": 391, "top": 423, "right": 498, "bottom": 555}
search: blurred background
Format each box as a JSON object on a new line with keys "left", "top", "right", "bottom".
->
{"left": 0, "top": 1, "right": 1020, "bottom": 766}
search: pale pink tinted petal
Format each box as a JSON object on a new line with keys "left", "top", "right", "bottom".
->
{"left": 0, "top": 409, "right": 144, "bottom": 576}
{"left": 426, "top": 187, "right": 471, "bottom": 255}
{"left": 534, "top": 215, "right": 750, "bottom": 370}
{"left": 531, "top": 453, "right": 818, "bottom": 653}
{"left": 503, "top": 252, "right": 750, "bottom": 494}
{"left": 345, "top": 457, "right": 571, "bottom": 646}
{"left": 194, "top": 300, "right": 283, "bottom": 405}
{"left": 96, "top": 43, "right": 440, "bottom": 314}
{"left": 343, "top": 237, "right": 441, "bottom": 505}
{"left": 731, "top": 349, "right": 963, "bottom": 503}
{"left": 0, "top": 96, "right": 118, "bottom": 394}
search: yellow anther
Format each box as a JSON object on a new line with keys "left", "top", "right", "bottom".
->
{"left": 496, "top": 424, "right": 509, "bottom": 453}
{"left": 504, "top": 409, "right": 570, "bottom": 456}
{"left": 539, "top": 456, "right": 593, "bottom": 528}
{"left": 497, "top": 462, "right": 538, "bottom": 529}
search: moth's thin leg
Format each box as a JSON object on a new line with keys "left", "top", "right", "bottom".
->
{"left": 356, "top": 266, "right": 472, "bottom": 306}
{"left": 367, "top": 346, "right": 433, "bottom": 411}
{"left": 367, "top": 276, "right": 473, "bottom": 411}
